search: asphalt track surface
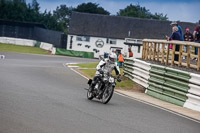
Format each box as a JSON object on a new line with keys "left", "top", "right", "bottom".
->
{"left": 0, "top": 52, "right": 199, "bottom": 133}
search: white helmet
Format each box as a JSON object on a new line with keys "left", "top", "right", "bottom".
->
{"left": 109, "top": 53, "right": 117, "bottom": 63}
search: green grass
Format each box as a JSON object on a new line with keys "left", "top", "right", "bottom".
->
{"left": 80, "top": 69, "right": 96, "bottom": 78}
{"left": 0, "top": 43, "right": 49, "bottom": 55}
{"left": 116, "top": 76, "right": 134, "bottom": 89}
{"left": 76, "top": 63, "right": 134, "bottom": 89}
{"left": 71, "top": 62, "right": 98, "bottom": 68}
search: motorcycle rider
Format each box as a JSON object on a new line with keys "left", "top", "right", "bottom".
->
{"left": 90, "top": 53, "right": 122, "bottom": 94}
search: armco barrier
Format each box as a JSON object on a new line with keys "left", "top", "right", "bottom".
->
{"left": 124, "top": 58, "right": 200, "bottom": 112}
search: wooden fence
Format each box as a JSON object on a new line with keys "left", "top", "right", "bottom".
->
{"left": 142, "top": 39, "right": 200, "bottom": 70}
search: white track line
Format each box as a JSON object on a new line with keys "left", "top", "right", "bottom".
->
{"left": 70, "top": 68, "right": 89, "bottom": 80}
{"left": 65, "top": 64, "right": 200, "bottom": 124}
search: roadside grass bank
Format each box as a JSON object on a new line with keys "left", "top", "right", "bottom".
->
{"left": 0, "top": 43, "right": 49, "bottom": 55}
{"left": 69, "top": 63, "right": 145, "bottom": 92}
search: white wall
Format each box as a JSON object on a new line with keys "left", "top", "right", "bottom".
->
{"left": 67, "top": 34, "right": 142, "bottom": 58}
{"left": 0, "top": 37, "right": 36, "bottom": 47}
{"left": 0, "top": 37, "right": 55, "bottom": 53}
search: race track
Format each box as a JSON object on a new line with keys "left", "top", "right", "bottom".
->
{"left": 0, "top": 52, "right": 199, "bottom": 133}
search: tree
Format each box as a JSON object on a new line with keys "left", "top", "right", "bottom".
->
{"left": 41, "top": 10, "right": 63, "bottom": 31}
{"left": 117, "top": 4, "right": 168, "bottom": 21}
{"left": 74, "top": 2, "right": 110, "bottom": 15}
{"left": 150, "top": 12, "right": 168, "bottom": 21}
{"left": 53, "top": 5, "right": 73, "bottom": 33}
{"left": 53, "top": 5, "right": 73, "bottom": 22}
{"left": 0, "top": 0, "right": 28, "bottom": 21}
{"left": 31, "top": 0, "right": 40, "bottom": 13}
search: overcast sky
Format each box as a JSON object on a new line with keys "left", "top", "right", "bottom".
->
{"left": 27, "top": 0, "right": 200, "bottom": 23}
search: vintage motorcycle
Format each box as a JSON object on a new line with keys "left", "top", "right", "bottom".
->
{"left": 87, "top": 70, "right": 120, "bottom": 104}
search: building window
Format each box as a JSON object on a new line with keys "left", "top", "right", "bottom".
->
{"left": 106, "top": 38, "right": 116, "bottom": 44}
{"left": 76, "top": 36, "right": 90, "bottom": 42}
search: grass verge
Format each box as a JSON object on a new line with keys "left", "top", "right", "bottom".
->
{"left": 70, "top": 62, "right": 98, "bottom": 68}
{"left": 0, "top": 43, "right": 49, "bottom": 55}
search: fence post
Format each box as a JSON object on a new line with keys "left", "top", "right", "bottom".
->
{"left": 198, "top": 47, "right": 200, "bottom": 71}
{"left": 149, "top": 42, "right": 153, "bottom": 60}
{"left": 166, "top": 43, "right": 170, "bottom": 65}
{"left": 187, "top": 45, "right": 190, "bottom": 68}
{"left": 141, "top": 39, "right": 200, "bottom": 71}
{"left": 161, "top": 43, "right": 165, "bottom": 63}
{"left": 171, "top": 44, "right": 176, "bottom": 66}
{"left": 178, "top": 45, "right": 183, "bottom": 66}
{"left": 153, "top": 43, "right": 156, "bottom": 60}
{"left": 142, "top": 41, "right": 144, "bottom": 58}
{"left": 145, "top": 42, "right": 149, "bottom": 60}
{"left": 157, "top": 43, "right": 160, "bottom": 61}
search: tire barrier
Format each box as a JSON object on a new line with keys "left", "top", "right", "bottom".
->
{"left": 147, "top": 65, "right": 190, "bottom": 107}
{"left": 124, "top": 58, "right": 150, "bottom": 88}
{"left": 124, "top": 58, "right": 200, "bottom": 112}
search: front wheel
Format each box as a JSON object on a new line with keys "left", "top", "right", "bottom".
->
{"left": 87, "top": 86, "right": 94, "bottom": 100}
{"left": 102, "top": 85, "right": 114, "bottom": 104}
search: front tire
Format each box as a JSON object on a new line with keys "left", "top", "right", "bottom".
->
{"left": 102, "top": 85, "right": 114, "bottom": 104}
{"left": 87, "top": 86, "right": 94, "bottom": 100}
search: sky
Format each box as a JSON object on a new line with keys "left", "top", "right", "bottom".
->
{"left": 27, "top": 0, "right": 200, "bottom": 23}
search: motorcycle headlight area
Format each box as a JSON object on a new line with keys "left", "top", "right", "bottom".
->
{"left": 109, "top": 77, "right": 115, "bottom": 83}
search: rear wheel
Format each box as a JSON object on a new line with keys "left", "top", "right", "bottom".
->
{"left": 87, "top": 86, "right": 94, "bottom": 100}
{"left": 102, "top": 85, "right": 114, "bottom": 104}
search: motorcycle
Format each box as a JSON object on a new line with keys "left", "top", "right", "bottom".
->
{"left": 87, "top": 71, "right": 118, "bottom": 104}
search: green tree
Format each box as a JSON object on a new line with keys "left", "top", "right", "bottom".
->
{"left": 74, "top": 2, "right": 110, "bottom": 15}
{"left": 31, "top": 0, "right": 40, "bottom": 13}
{"left": 0, "top": 0, "right": 27, "bottom": 21}
{"left": 150, "top": 12, "right": 168, "bottom": 21}
{"left": 41, "top": 10, "right": 62, "bottom": 31}
{"left": 53, "top": 5, "right": 73, "bottom": 33}
{"left": 117, "top": 4, "right": 168, "bottom": 21}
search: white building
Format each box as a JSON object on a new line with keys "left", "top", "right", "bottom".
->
{"left": 67, "top": 12, "right": 196, "bottom": 58}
